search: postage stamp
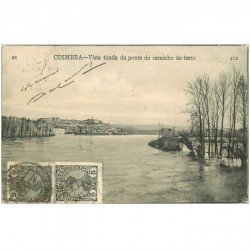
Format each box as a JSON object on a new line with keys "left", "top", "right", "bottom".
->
{"left": 54, "top": 162, "right": 102, "bottom": 203}
{"left": 6, "top": 162, "right": 53, "bottom": 203}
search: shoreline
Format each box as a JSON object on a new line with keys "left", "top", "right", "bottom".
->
{"left": 148, "top": 136, "right": 182, "bottom": 152}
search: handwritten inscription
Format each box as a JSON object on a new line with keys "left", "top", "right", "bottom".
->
{"left": 21, "top": 68, "right": 59, "bottom": 92}
{"left": 25, "top": 61, "right": 106, "bottom": 105}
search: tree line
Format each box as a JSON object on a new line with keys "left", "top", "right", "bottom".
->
{"left": 186, "top": 67, "right": 248, "bottom": 167}
{"left": 2, "top": 116, "right": 55, "bottom": 138}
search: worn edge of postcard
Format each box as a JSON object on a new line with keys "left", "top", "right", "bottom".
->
{"left": 6, "top": 161, "right": 54, "bottom": 204}
{"left": 54, "top": 162, "right": 103, "bottom": 204}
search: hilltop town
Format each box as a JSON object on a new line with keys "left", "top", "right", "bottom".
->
{"left": 38, "top": 117, "right": 123, "bottom": 135}
{"left": 2, "top": 115, "right": 180, "bottom": 137}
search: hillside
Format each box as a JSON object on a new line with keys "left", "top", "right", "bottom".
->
{"left": 2, "top": 116, "right": 55, "bottom": 138}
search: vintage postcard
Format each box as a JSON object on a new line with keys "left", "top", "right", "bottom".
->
{"left": 1, "top": 45, "right": 248, "bottom": 203}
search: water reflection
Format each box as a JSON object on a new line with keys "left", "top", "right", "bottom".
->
{"left": 198, "top": 164, "right": 205, "bottom": 181}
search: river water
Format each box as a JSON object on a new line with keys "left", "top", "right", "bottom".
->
{"left": 2, "top": 131, "right": 248, "bottom": 203}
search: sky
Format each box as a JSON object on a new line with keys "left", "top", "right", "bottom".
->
{"left": 2, "top": 45, "right": 248, "bottom": 126}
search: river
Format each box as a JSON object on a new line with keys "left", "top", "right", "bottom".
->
{"left": 1, "top": 130, "right": 248, "bottom": 203}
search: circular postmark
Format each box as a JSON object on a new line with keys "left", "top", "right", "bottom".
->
{"left": 7, "top": 162, "right": 52, "bottom": 203}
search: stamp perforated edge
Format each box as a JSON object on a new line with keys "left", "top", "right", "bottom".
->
{"left": 6, "top": 161, "right": 54, "bottom": 204}
{"left": 54, "top": 162, "right": 103, "bottom": 204}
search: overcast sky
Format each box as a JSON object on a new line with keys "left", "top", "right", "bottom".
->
{"left": 2, "top": 45, "right": 248, "bottom": 126}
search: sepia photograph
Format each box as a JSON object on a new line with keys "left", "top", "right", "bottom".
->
{"left": 1, "top": 45, "right": 248, "bottom": 203}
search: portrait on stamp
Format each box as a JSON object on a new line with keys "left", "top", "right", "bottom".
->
{"left": 55, "top": 163, "right": 102, "bottom": 203}
{"left": 7, "top": 162, "right": 52, "bottom": 203}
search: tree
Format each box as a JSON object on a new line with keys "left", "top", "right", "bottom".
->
{"left": 231, "top": 67, "right": 241, "bottom": 157}
{"left": 218, "top": 73, "right": 230, "bottom": 157}
{"left": 186, "top": 76, "right": 207, "bottom": 158}
{"left": 200, "top": 74, "right": 211, "bottom": 156}
{"left": 2, "top": 116, "right": 55, "bottom": 138}
{"left": 237, "top": 74, "right": 248, "bottom": 166}
{"left": 210, "top": 83, "right": 221, "bottom": 156}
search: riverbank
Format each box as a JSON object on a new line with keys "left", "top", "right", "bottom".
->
{"left": 148, "top": 136, "right": 182, "bottom": 152}
{"left": 149, "top": 135, "right": 248, "bottom": 171}
{"left": 2, "top": 116, "right": 55, "bottom": 138}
